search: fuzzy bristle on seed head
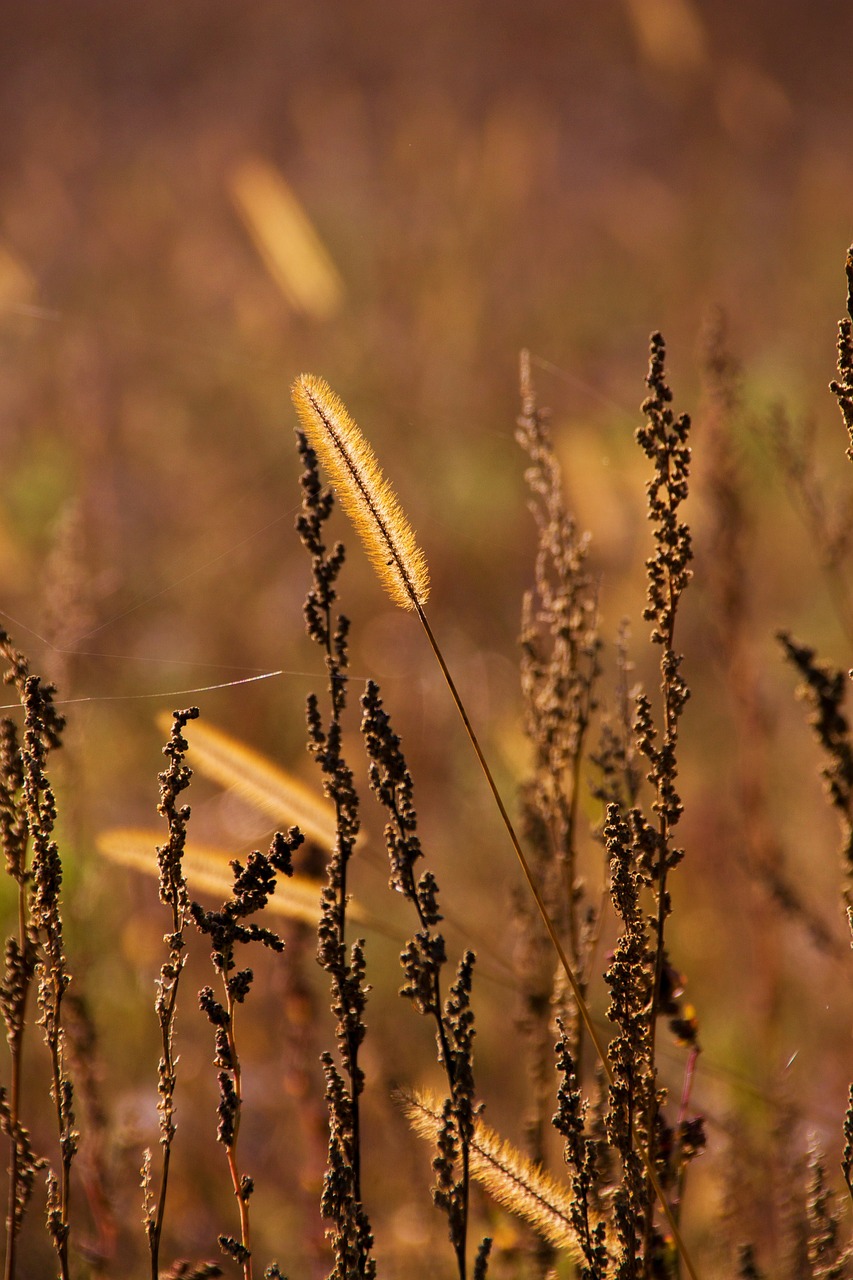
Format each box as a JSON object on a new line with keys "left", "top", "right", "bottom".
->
{"left": 399, "top": 1087, "right": 584, "bottom": 1259}
{"left": 291, "top": 374, "right": 430, "bottom": 611}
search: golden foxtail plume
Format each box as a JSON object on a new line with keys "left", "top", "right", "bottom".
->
{"left": 400, "top": 1088, "right": 585, "bottom": 1261}
{"left": 291, "top": 374, "right": 430, "bottom": 610}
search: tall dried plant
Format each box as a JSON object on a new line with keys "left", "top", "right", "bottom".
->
{"left": 361, "top": 679, "right": 491, "bottom": 1279}
{"left": 295, "top": 426, "right": 376, "bottom": 1280}
{"left": 143, "top": 706, "right": 199, "bottom": 1279}
{"left": 0, "top": 630, "right": 73, "bottom": 1280}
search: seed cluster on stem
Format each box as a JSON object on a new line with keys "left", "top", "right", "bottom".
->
{"left": 296, "top": 427, "right": 376, "bottom": 1280}
{"left": 0, "top": 632, "right": 72, "bottom": 1280}
{"left": 361, "top": 679, "right": 491, "bottom": 1279}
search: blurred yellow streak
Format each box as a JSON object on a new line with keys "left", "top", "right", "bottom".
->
{"left": 98, "top": 827, "right": 376, "bottom": 929}
{"left": 228, "top": 156, "right": 345, "bottom": 320}
{"left": 155, "top": 711, "right": 338, "bottom": 851}
{"left": 622, "top": 0, "right": 707, "bottom": 73}
{"left": 97, "top": 827, "right": 366, "bottom": 926}
{"left": 0, "top": 243, "right": 34, "bottom": 308}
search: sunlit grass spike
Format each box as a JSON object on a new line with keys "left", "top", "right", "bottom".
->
{"left": 400, "top": 1087, "right": 585, "bottom": 1260}
{"left": 291, "top": 373, "right": 430, "bottom": 610}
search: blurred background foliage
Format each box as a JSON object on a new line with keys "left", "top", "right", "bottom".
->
{"left": 1, "top": 1, "right": 853, "bottom": 1275}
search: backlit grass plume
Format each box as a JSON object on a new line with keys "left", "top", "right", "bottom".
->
{"left": 291, "top": 374, "right": 429, "bottom": 611}
{"left": 400, "top": 1087, "right": 586, "bottom": 1262}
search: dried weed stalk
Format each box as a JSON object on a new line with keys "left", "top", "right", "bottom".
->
{"left": 513, "top": 349, "right": 603, "bottom": 1275}
{"left": 361, "top": 679, "right": 490, "bottom": 1279}
{"left": 549, "top": 334, "right": 704, "bottom": 1280}
{"left": 0, "top": 630, "right": 75, "bottom": 1280}
{"left": 192, "top": 827, "right": 301, "bottom": 1279}
{"left": 631, "top": 331, "right": 701, "bottom": 1246}
{"left": 700, "top": 315, "right": 840, "bottom": 957}
{"left": 296, "top": 426, "right": 375, "bottom": 1280}
{"left": 831, "top": 245, "right": 853, "bottom": 459}
{"left": 143, "top": 706, "right": 199, "bottom": 1279}
{"left": 515, "top": 348, "right": 602, "bottom": 1075}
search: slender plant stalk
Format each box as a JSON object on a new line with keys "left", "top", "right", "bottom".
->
{"left": 830, "top": 244, "right": 853, "bottom": 458}
{"left": 295, "top": 425, "right": 375, "bottom": 1279}
{"left": 290, "top": 373, "right": 699, "bottom": 1280}
{"left": 192, "top": 830, "right": 298, "bottom": 1279}
{"left": 0, "top": 716, "right": 38, "bottom": 1280}
{"left": 223, "top": 993, "right": 252, "bottom": 1278}
{"left": 23, "top": 671, "right": 75, "bottom": 1280}
{"left": 0, "top": 637, "right": 72, "bottom": 1280}
{"left": 146, "top": 707, "right": 198, "bottom": 1279}
{"left": 361, "top": 679, "right": 488, "bottom": 1278}
{"left": 516, "top": 344, "right": 603, "bottom": 1066}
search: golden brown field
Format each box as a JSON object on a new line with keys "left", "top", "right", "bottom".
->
{"left": 2, "top": 3, "right": 853, "bottom": 1277}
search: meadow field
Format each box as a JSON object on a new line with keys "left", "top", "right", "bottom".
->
{"left": 1, "top": 3, "right": 853, "bottom": 1277}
